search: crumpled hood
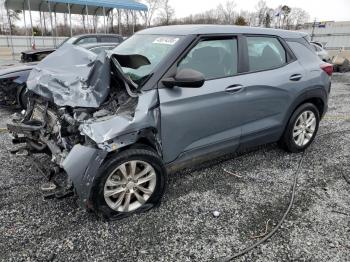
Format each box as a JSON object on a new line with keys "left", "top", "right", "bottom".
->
{"left": 26, "top": 44, "right": 110, "bottom": 108}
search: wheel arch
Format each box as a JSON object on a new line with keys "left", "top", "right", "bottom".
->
{"left": 282, "top": 87, "right": 328, "bottom": 135}
{"left": 105, "top": 127, "right": 162, "bottom": 159}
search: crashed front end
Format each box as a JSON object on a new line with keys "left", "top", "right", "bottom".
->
{"left": 7, "top": 44, "right": 160, "bottom": 208}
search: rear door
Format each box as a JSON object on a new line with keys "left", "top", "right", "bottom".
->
{"left": 158, "top": 36, "right": 244, "bottom": 163}
{"left": 235, "top": 35, "right": 307, "bottom": 146}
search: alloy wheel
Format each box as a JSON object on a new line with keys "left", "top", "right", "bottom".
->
{"left": 104, "top": 160, "right": 157, "bottom": 212}
{"left": 293, "top": 110, "right": 317, "bottom": 147}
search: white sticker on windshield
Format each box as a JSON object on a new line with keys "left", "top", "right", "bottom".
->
{"left": 153, "top": 37, "right": 179, "bottom": 45}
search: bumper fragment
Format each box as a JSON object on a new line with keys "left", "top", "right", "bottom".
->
{"left": 62, "top": 144, "right": 108, "bottom": 208}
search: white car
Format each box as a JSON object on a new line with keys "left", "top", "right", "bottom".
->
{"left": 311, "top": 42, "right": 331, "bottom": 62}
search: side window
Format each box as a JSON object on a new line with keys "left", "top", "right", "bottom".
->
{"left": 75, "top": 37, "right": 97, "bottom": 45}
{"left": 247, "top": 36, "right": 287, "bottom": 72}
{"left": 100, "top": 36, "right": 122, "bottom": 43}
{"left": 178, "top": 38, "right": 238, "bottom": 80}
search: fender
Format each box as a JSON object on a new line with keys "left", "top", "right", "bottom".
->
{"left": 282, "top": 86, "right": 329, "bottom": 130}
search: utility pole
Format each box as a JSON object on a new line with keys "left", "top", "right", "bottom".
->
{"left": 311, "top": 18, "right": 316, "bottom": 41}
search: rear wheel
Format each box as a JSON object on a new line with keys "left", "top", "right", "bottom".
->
{"left": 279, "top": 103, "right": 320, "bottom": 152}
{"left": 91, "top": 148, "right": 167, "bottom": 220}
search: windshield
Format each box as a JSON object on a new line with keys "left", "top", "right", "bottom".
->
{"left": 112, "top": 34, "right": 182, "bottom": 85}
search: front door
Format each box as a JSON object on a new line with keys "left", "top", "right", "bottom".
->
{"left": 158, "top": 36, "right": 244, "bottom": 163}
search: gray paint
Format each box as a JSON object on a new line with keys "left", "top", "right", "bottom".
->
{"left": 8, "top": 25, "right": 330, "bottom": 210}
{"left": 62, "top": 144, "right": 107, "bottom": 206}
{"left": 80, "top": 89, "right": 159, "bottom": 145}
{"left": 136, "top": 25, "right": 308, "bottom": 39}
{"left": 26, "top": 44, "right": 110, "bottom": 108}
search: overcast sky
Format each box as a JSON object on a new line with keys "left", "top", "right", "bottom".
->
{"left": 170, "top": 0, "right": 350, "bottom": 22}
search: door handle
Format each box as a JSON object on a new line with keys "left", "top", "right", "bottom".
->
{"left": 289, "top": 74, "right": 302, "bottom": 81}
{"left": 225, "top": 84, "right": 243, "bottom": 93}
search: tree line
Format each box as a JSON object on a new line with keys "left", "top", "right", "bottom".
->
{"left": 0, "top": 0, "right": 310, "bottom": 37}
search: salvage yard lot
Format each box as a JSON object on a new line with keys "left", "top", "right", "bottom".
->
{"left": 0, "top": 74, "right": 349, "bottom": 262}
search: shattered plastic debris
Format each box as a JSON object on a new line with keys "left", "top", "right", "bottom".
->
{"left": 213, "top": 210, "right": 220, "bottom": 217}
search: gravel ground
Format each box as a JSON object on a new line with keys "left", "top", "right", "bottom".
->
{"left": 0, "top": 73, "right": 349, "bottom": 262}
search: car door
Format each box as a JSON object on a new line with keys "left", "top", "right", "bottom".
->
{"left": 235, "top": 35, "right": 308, "bottom": 147}
{"left": 158, "top": 36, "right": 245, "bottom": 163}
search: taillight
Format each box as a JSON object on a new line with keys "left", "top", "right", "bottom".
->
{"left": 320, "top": 63, "right": 333, "bottom": 76}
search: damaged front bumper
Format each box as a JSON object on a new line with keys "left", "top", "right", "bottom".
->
{"left": 62, "top": 144, "right": 107, "bottom": 207}
{"left": 7, "top": 44, "right": 162, "bottom": 211}
{"left": 7, "top": 117, "right": 109, "bottom": 208}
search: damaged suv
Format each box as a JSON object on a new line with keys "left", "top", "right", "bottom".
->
{"left": 8, "top": 25, "right": 332, "bottom": 219}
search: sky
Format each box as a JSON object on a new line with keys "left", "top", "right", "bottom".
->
{"left": 170, "top": 0, "right": 350, "bottom": 22}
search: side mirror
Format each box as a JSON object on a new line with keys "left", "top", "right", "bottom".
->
{"left": 162, "top": 68, "right": 205, "bottom": 88}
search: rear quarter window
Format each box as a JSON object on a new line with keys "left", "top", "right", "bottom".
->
{"left": 286, "top": 41, "right": 321, "bottom": 64}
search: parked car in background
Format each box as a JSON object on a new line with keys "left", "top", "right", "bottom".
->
{"left": 7, "top": 25, "right": 333, "bottom": 220}
{"left": 21, "top": 34, "right": 123, "bottom": 62}
{"left": 311, "top": 42, "right": 331, "bottom": 62}
{"left": 0, "top": 42, "right": 119, "bottom": 108}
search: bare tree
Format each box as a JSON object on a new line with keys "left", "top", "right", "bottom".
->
{"left": 139, "top": 0, "right": 163, "bottom": 27}
{"left": 239, "top": 10, "right": 256, "bottom": 26}
{"left": 157, "top": 0, "right": 175, "bottom": 25}
{"left": 255, "top": 0, "right": 268, "bottom": 26}
{"left": 281, "top": 5, "right": 291, "bottom": 29}
{"left": 217, "top": 0, "right": 237, "bottom": 24}
{"left": 287, "top": 8, "right": 310, "bottom": 29}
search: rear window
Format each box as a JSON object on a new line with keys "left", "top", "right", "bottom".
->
{"left": 247, "top": 36, "right": 287, "bottom": 72}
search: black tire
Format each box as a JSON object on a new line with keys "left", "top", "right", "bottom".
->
{"left": 91, "top": 147, "right": 167, "bottom": 220}
{"left": 16, "top": 85, "right": 28, "bottom": 109}
{"left": 279, "top": 103, "right": 320, "bottom": 153}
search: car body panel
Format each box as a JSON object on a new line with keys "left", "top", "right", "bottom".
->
{"left": 158, "top": 77, "right": 242, "bottom": 163}
{"left": 6, "top": 25, "right": 330, "bottom": 210}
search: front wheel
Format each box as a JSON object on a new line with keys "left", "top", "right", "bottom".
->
{"left": 91, "top": 148, "right": 167, "bottom": 220}
{"left": 16, "top": 85, "right": 29, "bottom": 109}
{"left": 279, "top": 103, "right": 320, "bottom": 153}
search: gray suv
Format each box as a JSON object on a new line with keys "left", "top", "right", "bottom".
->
{"left": 8, "top": 25, "right": 333, "bottom": 219}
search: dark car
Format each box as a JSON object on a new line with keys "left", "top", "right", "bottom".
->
{"left": 21, "top": 34, "right": 123, "bottom": 62}
{"left": 0, "top": 42, "right": 119, "bottom": 108}
{"left": 8, "top": 25, "right": 332, "bottom": 219}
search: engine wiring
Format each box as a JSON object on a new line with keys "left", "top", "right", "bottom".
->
{"left": 221, "top": 128, "right": 350, "bottom": 261}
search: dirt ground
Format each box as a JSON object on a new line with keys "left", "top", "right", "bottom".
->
{"left": 0, "top": 73, "right": 349, "bottom": 262}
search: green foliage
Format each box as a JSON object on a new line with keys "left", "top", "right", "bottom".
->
{"left": 234, "top": 16, "right": 247, "bottom": 26}
{"left": 264, "top": 13, "right": 271, "bottom": 28}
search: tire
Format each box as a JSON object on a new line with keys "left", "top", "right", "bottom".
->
{"left": 16, "top": 85, "right": 28, "bottom": 109}
{"left": 91, "top": 148, "right": 167, "bottom": 220}
{"left": 279, "top": 103, "right": 320, "bottom": 153}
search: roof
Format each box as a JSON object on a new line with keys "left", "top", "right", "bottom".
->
{"left": 137, "top": 25, "right": 306, "bottom": 39}
{"left": 5, "top": 0, "right": 148, "bottom": 14}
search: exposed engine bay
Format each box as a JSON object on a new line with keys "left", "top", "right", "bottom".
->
{"left": 8, "top": 45, "right": 143, "bottom": 166}
{"left": 7, "top": 44, "right": 161, "bottom": 206}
